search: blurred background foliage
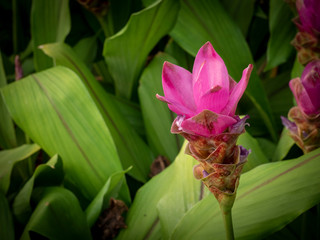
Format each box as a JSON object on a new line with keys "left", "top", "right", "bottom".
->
{"left": 0, "top": 0, "right": 319, "bottom": 239}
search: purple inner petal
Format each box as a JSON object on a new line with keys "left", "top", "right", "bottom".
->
{"left": 281, "top": 116, "right": 298, "bottom": 134}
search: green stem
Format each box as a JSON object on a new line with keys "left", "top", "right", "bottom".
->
{"left": 220, "top": 208, "right": 235, "bottom": 240}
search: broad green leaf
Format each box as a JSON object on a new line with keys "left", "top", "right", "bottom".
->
{"left": 117, "top": 142, "right": 206, "bottom": 240}
{"left": 92, "top": 60, "right": 114, "bottom": 85}
{"left": 260, "top": 71, "right": 293, "bottom": 132}
{"left": 138, "top": 53, "right": 183, "bottom": 161}
{"left": 73, "top": 35, "right": 98, "bottom": 67}
{"left": 1, "top": 67, "right": 126, "bottom": 201}
{"left": 221, "top": 0, "right": 255, "bottom": 36}
{"left": 85, "top": 167, "right": 131, "bottom": 227}
{"left": 0, "top": 52, "right": 17, "bottom": 149}
{"left": 40, "top": 42, "right": 153, "bottom": 183}
{"left": 238, "top": 131, "right": 269, "bottom": 173}
{"left": 0, "top": 144, "right": 40, "bottom": 194}
{"left": 13, "top": 154, "right": 63, "bottom": 223}
{"left": 31, "top": 0, "right": 70, "bottom": 71}
{"left": 20, "top": 187, "right": 92, "bottom": 240}
{"left": 171, "top": 149, "right": 320, "bottom": 239}
{"left": 97, "top": 0, "right": 134, "bottom": 37}
{"left": 272, "top": 128, "right": 295, "bottom": 162}
{"left": 103, "top": 0, "right": 179, "bottom": 99}
{"left": 170, "top": 0, "right": 277, "bottom": 141}
{"left": 265, "top": 0, "right": 296, "bottom": 71}
{"left": 0, "top": 191, "right": 14, "bottom": 240}
{"left": 256, "top": 138, "right": 276, "bottom": 161}
{"left": 111, "top": 96, "right": 145, "bottom": 137}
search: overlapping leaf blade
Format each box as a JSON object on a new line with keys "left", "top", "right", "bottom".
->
{"left": 0, "top": 144, "right": 40, "bottom": 194}
{"left": 85, "top": 167, "right": 131, "bottom": 227}
{"left": 265, "top": 0, "right": 296, "bottom": 71}
{"left": 103, "top": 0, "right": 179, "bottom": 99}
{"left": 31, "top": 0, "right": 70, "bottom": 71}
{"left": 138, "top": 53, "right": 183, "bottom": 161}
{"left": 117, "top": 142, "right": 204, "bottom": 240}
{"left": 237, "top": 131, "right": 269, "bottom": 173}
{"left": 1, "top": 67, "right": 127, "bottom": 201}
{"left": 0, "top": 191, "right": 15, "bottom": 240}
{"left": 13, "top": 154, "right": 64, "bottom": 223}
{"left": 0, "top": 52, "right": 17, "bottom": 149}
{"left": 272, "top": 128, "right": 295, "bottom": 161}
{"left": 220, "top": 0, "right": 255, "bottom": 36}
{"left": 20, "top": 187, "right": 92, "bottom": 240}
{"left": 40, "top": 43, "right": 153, "bottom": 183}
{"left": 171, "top": 149, "right": 320, "bottom": 239}
{"left": 170, "top": 0, "right": 277, "bottom": 140}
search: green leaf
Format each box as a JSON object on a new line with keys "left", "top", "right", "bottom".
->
{"left": 13, "top": 154, "right": 64, "bottom": 223}
{"left": 111, "top": 96, "right": 146, "bottom": 137}
{"left": 40, "top": 42, "right": 153, "bottom": 183}
{"left": 73, "top": 35, "right": 98, "bottom": 66}
{"left": 170, "top": 0, "right": 277, "bottom": 141}
{"left": 85, "top": 167, "right": 131, "bottom": 227}
{"left": 0, "top": 52, "right": 17, "bottom": 149}
{"left": 117, "top": 141, "right": 205, "bottom": 240}
{"left": 256, "top": 138, "right": 276, "bottom": 161}
{"left": 31, "top": 0, "right": 70, "bottom": 71}
{"left": 1, "top": 67, "right": 126, "bottom": 201}
{"left": 291, "top": 55, "right": 304, "bottom": 79}
{"left": 237, "top": 131, "right": 269, "bottom": 173}
{"left": 103, "top": 0, "right": 180, "bottom": 98}
{"left": 272, "top": 128, "right": 295, "bottom": 161}
{"left": 20, "top": 187, "right": 92, "bottom": 240}
{"left": 138, "top": 53, "right": 183, "bottom": 161}
{"left": 0, "top": 144, "right": 40, "bottom": 194}
{"left": 171, "top": 149, "right": 320, "bottom": 239}
{"left": 265, "top": 0, "right": 296, "bottom": 71}
{"left": 164, "top": 39, "right": 194, "bottom": 71}
{"left": 220, "top": 0, "right": 255, "bottom": 36}
{"left": 0, "top": 191, "right": 15, "bottom": 240}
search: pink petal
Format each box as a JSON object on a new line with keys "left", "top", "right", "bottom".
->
{"left": 228, "top": 76, "right": 237, "bottom": 92}
{"left": 301, "top": 60, "right": 320, "bottom": 112}
{"left": 180, "top": 110, "right": 237, "bottom": 137}
{"left": 162, "top": 61, "right": 196, "bottom": 117}
{"left": 192, "top": 42, "right": 229, "bottom": 109}
{"left": 221, "top": 64, "right": 253, "bottom": 116}
{"left": 289, "top": 77, "right": 318, "bottom": 115}
{"left": 196, "top": 83, "right": 230, "bottom": 114}
{"left": 156, "top": 94, "right": 195, "bottom": 117}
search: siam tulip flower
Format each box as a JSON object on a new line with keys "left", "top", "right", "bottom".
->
{"left": 156, "top": 42, "right": 253, "bottom": 138}
{"left": 290, "top": 60, "right": 320, "bottom": 116}
{"left": 292, "top": 0, "right": 320, "bottom": 65}
{"left": 157, "top": 42, "right": 253, "bottom": 239}
{"left": 282, "top": 60, "right": 320, "bottom": 153}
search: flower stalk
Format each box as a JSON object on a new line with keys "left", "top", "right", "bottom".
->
{"left": 282, "top": 60, "right": 320, "bottom": 153}
{"left": 221, "top": 207, "right": 235, "bottom": 240}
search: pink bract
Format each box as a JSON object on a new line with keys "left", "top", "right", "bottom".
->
{"left": 289, "top": 60, "right": 320, "bottom": 116}
{"left": 156, "top": 42, "right": 253, "bottom": 137}
{"left": 296, "top": 0, "right": 320, "bottom": 35}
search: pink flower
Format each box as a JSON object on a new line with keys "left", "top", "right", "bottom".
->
{"left": 156, "top": 42, "right": 253, "bottom": 137}
{"left": 289, "top": 60, "right": 320, "bottom": 116}
{"left": 295, "top": 0, "right": 320, "bottom": 36}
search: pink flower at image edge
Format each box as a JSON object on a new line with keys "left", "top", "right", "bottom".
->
{"left": 156, "top": 42, "right": 253, "bottom": 137}
{"left": 289, "top": 60, "right": 320, "bottom": 116}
